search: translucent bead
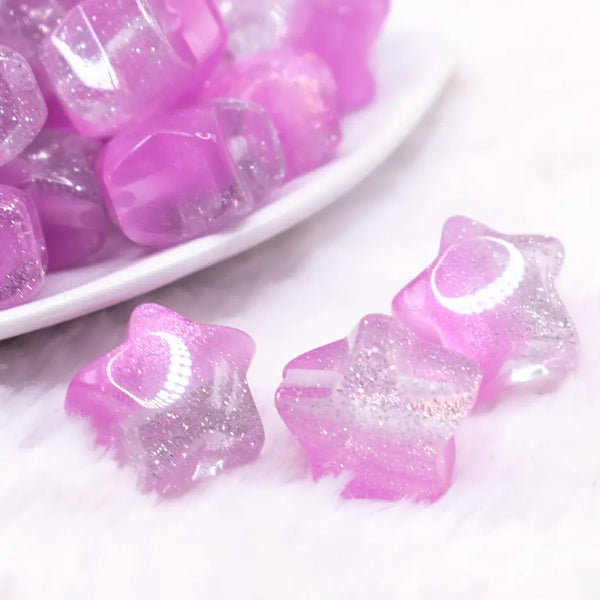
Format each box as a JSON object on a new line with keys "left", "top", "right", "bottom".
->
{"left": 0, "top": 184, "right": 47, "bottom": 309}
{"left": 40, "top": 0, "right": 226, "bottom": 136}
{"left": 65, "top": 303, "right": 265, "bottom": 496}
{"left": 0, "top": 45, "right": 47, "bottom": 167}
{"left": 0, "top": 129, "right": 107, "bottom": 270}
{"left": 98, "top": 100, "right": 284, "bottom": 246}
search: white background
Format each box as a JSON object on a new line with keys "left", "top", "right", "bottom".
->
{"left": 1, "top": 1, "right": 599, "bottom": 597}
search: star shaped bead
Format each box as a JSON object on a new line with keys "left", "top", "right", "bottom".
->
{"left": 275, "top": 314, "right": 482, "bottom": 502}
{"left": 40, "top": 0, "right": 225, "bottom": 136}
{"left": 392, "top": 216, "right": 579, "bottom": 402}
{"left": 66, "top": 304, "right": 265, "bottom": 496}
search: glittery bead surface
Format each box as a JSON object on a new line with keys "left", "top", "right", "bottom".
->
{"left": 392, "top": 216, "right": 579, "bottom": 402}
{"left": 0, "top": 129, "right": 107, "bottom": 270}
{"left": 215, "top": 0, "right": 389, "bottom": 112}
{"left": 0, "top": 0, "right": 78, "bottom": 126}
{"left": 39, "top": 0, "right": 226, "bottom": 136}
{"left": 205, "top": 50, "right": 341, "bottom": 179}
{"left": 276, "top": 314, "right": 482, "bottom": 502}
{"left": 98, "top": 99, "right": 284, "bottom": 247}
{"left": 65, "top": 303, "right": 265, "bottom": 497}
{"left": 0, "top": 45, "right": 47, "bottom": 167}
{"left": 0, "top": 0, "right": 70, "bottom": 63}
{"left": 0, "top": 184, "right": 47, "bottom": 309}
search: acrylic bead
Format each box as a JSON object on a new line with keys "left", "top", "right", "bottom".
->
{"left": 216, "top": 0, "right": 389, "bottom": 112}
{"left": 0, "top": 184, "right": 47, "bottom": 309}
{"left": 392, "top": 216, "right": 579, "bottom": 402}
{"left": 206, "top": 50, "right": 341, "bottom": 179}
{"left": 65, "top": 303, "right": 265, "bottom": 496}
{"left": 276, "top": 313, "right": 481, "bottom": 502}
{"left": 0, "top": 129, "right": 107, "bottom": 270}
{"left": 98, "top": 100, "right": 284, "bottom": 246}
{"left": 39, "top": 0, "right": 226, "bottom": 136}
{"left": 0, "top": 45, "right": 47, "bottom": 167}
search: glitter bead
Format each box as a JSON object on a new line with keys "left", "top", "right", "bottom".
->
{"left": 0, "top": 129, "right": 107, "bottom": 270}
{"left": 0, "top": 184, "right": 47, "bottom": 309}
{"left": 0, "top": 45, "right": 47, "bottom": 167}
{"left": 205, "top": 50, "right": 341, "bottom": 179}
{"left": 39, "top": 0, "right": 226, "bottom": 137}
{"left": 0, "top": 0, "right": 78, "bottom": 127}
{"left": 292, "top": 0, "right": 389, "bottom": 112}
{"left": 98, "top": 99, "right": 284, "bottom": 246}
{"left": 215, "top": 0, "right": 389, "bottom": 112}
{"left": 275, "top": 314, "right": 482, "bottom": 502}
{"left": 65, "top": 303, "right": 265, "bottom": 496}
{"left": 0, "top": 0, "right": 71, "bottom": 65}
{"left": 392, "top": 216, "right": 580, "bottom": 402}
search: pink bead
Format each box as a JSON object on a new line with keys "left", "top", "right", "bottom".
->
{"left": 276, "top": 314, "right": 481, "bottom": 502}
{"left": 205, "top": 50, "right": 341, "bottom": 179}
{"left": 291, "top": 0, "right": 389, "bottom": 112}
{"left": 0, "top": 184, "right": 47, "bottom": 309}
{"left": 0, "top": 129, "right": 107, "bottom": 271}
{"left": 0, "top": 45, "right": 47, "bottom": 167}
{"left": 98, "top": 100, "right": 284, "bottom": 246}
{"left": 65, "top": 303, "right": 265, "bottom": 496}
{"left": 216, "top": 0, "right": 294, "bottom": 56}
{"left": 216, "top": 0, "right": 389, "bottom": 112}
{"left": 39, "top": 0, "right": 226, "bottom": 137}
{"left": 0, "top": 0, "right": 70, "bottom": 65}
{"left": 392, "top": 216, "right": 579, "bottom": 402}
{"left": 0, "top": 1, "right": 75, "bottom": 80}
{"left": 0, "top": 1, "right": 94, "bottom": 128}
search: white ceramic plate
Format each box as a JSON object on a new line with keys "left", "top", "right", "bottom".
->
{"left": 0, "top": 31, "right": 452, "bottom": 341}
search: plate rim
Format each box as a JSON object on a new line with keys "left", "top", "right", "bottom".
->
{"left": 0, "top": 31, "right": 453, "bottom": 340}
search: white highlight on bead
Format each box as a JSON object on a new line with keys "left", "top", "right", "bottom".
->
{"left": 51, "top": 8, "right": 120, "bottom": 91}
{"left": 430, "top": 236, "right": 525, "bottom": 315}
{"left": 107, "top": 331, "right": 192, "bottom": 409}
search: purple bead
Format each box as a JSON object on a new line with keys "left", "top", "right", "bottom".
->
{"left": 276, "top": 314, "right": 481, "bottom": 502}
{"left": 98, "top": 99, "right": 284, "bottom": 246}
{"left": 206, "top": 51, "right": 341, "bottom": 179}
{"left": 216, "top": 0, "right": 389, "bottom": 112}
{"left": 0, "top": 129, "right": 107, "bottom": 271}
{"left": 0, "top": 0, "right": 70, "bottom": 63}
{"left": 0, "top": 184, "right": 47, "bottom": 309}
{"left": 0, "top": 45, "right": 47, "bottom": 167}
{"left": 290, "top": 0, "right": 389, "bottom": 112}
{"left": 65, "top": 303, "right": 265, "bottom": 496}
{"left": 0, "top": 1, "right": 77, "bottom": 127}
{"left": 217, "top": 0, "right": 295, "bottom": 56}
{"left": 39, "top": 0, "right": 226, "bottom": 137}
{"left": 392, "top": 217, "right": 579, "bottom": 402}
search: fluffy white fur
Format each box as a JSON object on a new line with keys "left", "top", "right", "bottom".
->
{"left": 1, "top": 1, "right": 599, "bottom": 597}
